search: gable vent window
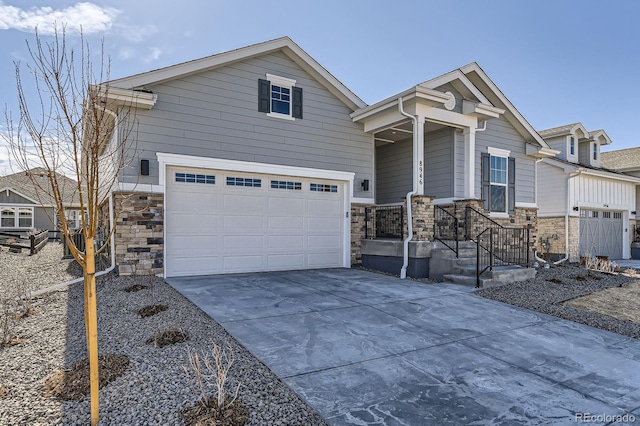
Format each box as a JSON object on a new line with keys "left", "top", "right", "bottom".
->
{"left": 227, "top": 177, "right": 262, "bottom": 188}
{"left": 569, "top": 137, "right": 575, "bottom": 155}
{"left": 593, "top": 143, "right": 598, "bottom": 161}
{"left": 175, "top": 173, "right": 215, "bottom": 184}
{"left": 271, "top": 180, "right": 302, "bottom": 190}
{"left": 258, "top": 74, "right": 303, "bottom": 120}
{"left": 310, "top": 183, "right": 338, "bottom": 193}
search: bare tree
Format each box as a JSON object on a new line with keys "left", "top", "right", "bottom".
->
{"left": 3, "top": 27, "right": 140, "bottom": 425}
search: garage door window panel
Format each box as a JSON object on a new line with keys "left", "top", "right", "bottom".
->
{"left": 176, "top": 172, "right": 215, "bottom": 184}
{"left": 226, "top": 177, "right": 262, "bottom": 187}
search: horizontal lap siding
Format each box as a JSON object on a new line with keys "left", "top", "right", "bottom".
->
{"left": 0, "top": 191, "right": 35, "bottom": 204}
{"left": 124, "top": 51, "right": 373, "bottom": 198}
{"left": 424, "top": 128, "right": 454, "bottom": 198}
{"left": 376, "top": 139, "right": 412, "bottom": 204}
{"left": 475, "top": 116, "right": 535, "bottom": 204}
{"left": 537, "top": 162, "right": 567, "bottom": 216}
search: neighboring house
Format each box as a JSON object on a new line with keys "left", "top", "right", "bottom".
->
{"left": 601, "top": 146, "right": 640, "bottom": 252}
{"left": 536, "top": 123, "right": 640, "bottom": 261}
{"left": 0, "top": 168, "right": 82, "bottom": 236}
{"left": 96, "top": 37, "right": 554, "bottom": 279}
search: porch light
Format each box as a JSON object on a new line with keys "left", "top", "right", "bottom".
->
{"left": 140, "top": 159, "right": 150, "bottom": 176}
{"left": 572, "top": 206, "right": 579, "bottom": 211}
{"left": 361, "top": 179, "right": 370, "bottom": 191}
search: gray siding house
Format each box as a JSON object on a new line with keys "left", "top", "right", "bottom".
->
{"left": 536, "top": 123, "right": 640, "bottom": 262}
{"left": 98, "top": 37, "right": 553, "bottom": 279}
{"left": 0, "top": 168, "right": 81, "bottom": 236}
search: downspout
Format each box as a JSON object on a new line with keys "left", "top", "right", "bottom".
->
{"left": 398, "top": 97, "right": 417, "bottom": 279}
{"left": 554, "top": 170, "right": 582, "bottom": 265}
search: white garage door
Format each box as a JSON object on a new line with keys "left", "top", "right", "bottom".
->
{"left": 165, "top": 166, "right": 346, "bottom": 277}
{"left": 579, "top": 210, "right": 623, "bottom": 259}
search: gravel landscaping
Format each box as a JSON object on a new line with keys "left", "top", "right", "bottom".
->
{"left": 0, "top": 243, "right": 327, "bottom": 425}
{"left": 476, "top": 262, "right": 640, "bottom": 340}
{"left": 3, "top": 242, "right": 640, "bottom": 425}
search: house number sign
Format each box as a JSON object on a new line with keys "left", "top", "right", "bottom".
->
{"left": 419, "top": 160, "right": 423, "bottom": 185}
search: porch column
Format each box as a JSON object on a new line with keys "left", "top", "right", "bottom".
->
{"left": 415, "top": 115, "right": 425, "bottom": 195}
{"left": 463, "top": 127, "right": 476, "bottom": 199}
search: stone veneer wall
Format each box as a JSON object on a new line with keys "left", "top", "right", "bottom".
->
{"left": 403, "top": 195, "right": 435, "bottom": 241}
{"left": 350, "top": 203, "right": 368, "bottom": 265}
{"left": 113, "top": 192, "right": 164, "bottom": 276}
{"left": 537, "top": 216, "right": 580, "bottom": 262}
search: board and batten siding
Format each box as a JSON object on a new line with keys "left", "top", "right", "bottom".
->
{"left": 537, "top": 162, "right": 568, "bottom": 216}
{"left": 570, "top": 174, "right": 636, "bottom": 211}
{"left": 474, "top": 116, "right": 535, "bottom": 204}
{"left": 0, "top": 190, "right": 35, "bottom": 205}
{"left": 119, "top": 51, "right": 373, "bottom": 198}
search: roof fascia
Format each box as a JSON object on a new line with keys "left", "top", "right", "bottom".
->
{"left": 578, "top": 167, "right": 640, "bottom": 183}
{"left": 350, "top": 86, "right": 452, "bottom": 123}
{"left": 108, "top": 37, "right": 366, "bottom": 111}
{"left": 589, "top": 129, "right": 612, "bottom": 145}
{"left": 541, "top": 123, "right": 589, "bottom": 139}
{"left": 419, "top": 69, "right": 491, "bottom": 105}
{"left": 542, "top": 157, "right": 579, "bottom": 173}
{"left": 0, "top": 187, "right": 41, "bottom": 205}
{"left": 459, "top": 63, "right": 550, "bottom": 149}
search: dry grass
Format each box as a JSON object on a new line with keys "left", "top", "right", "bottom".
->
{"left": 564, "top": 281, "right": 640, "bottom": 324}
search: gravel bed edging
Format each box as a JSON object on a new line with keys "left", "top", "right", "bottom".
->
{"left": 475, "top": 263, "right": 640, "bottom": 340}
{"left": 1, "top": 266, "right": 328, "bottom": 425}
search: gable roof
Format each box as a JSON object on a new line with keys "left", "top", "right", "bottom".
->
{"left": 543, "top": 156, "right": 640, "bottom": 183}
{"left": 538, "top": 122, "right": 611, "bottom": 145}
{"left": 601, "top": 147, "right": 640, "bottom": 171}
{"left": 108, "top": 37, "right": 366, "bottom": 111}
{"left": 456, "top": 63, "right": 550, "bottom": 148}
{"left": 0, "top": 168, "right": 80, "bottom": 207}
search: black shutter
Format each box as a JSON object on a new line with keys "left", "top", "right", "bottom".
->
{"left": 258, "top": 79, "right": 270, "bottom": 113}
{"left": 481, "top": 152, "right": 490, "bottom": 212}
{"left": 508, "top": 157, "right": 516, "bottom": 215}
{"left": 292, "top": 86, "right": 303, "bottom": 119}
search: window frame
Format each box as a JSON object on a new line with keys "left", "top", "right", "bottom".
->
{"left": 0, "top": 206, "right": 34, "bottom": 228}
{"left": 266, "top": 74, "right": 297, "bottom": 121}
{"left": 592, "top": 142, "right": 598, "bottom": 161}
{"left": 489, "top": 155, "right": 508, "bottom": 214}
{"left": 569, "top": 136, "right": 575, "bottom": 156}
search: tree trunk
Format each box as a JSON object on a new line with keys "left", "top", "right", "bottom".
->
{"left": 84, "top": 237, "right": 100, "bottom": 425}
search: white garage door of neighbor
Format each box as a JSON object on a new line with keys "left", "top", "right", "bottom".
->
{"left": 579, "top": 209, "right": 623, "bottom": 259}
{"left": 165, "top": 166, "right": 346, "bottom": 277}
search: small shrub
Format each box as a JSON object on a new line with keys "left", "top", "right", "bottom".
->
{"left": 146, "top": 329, "right": 189, "bottom": 347}
{"left": 182, "top": 343, "right": 247, "bottom": 426}
{"left": 583, "top": 255, "right": 617, "bottom": 274}
{"left": 138, "top": 304, "right": 168, "bottom": 318}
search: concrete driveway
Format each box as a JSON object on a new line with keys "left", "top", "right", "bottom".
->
{"left": 167, "top": 269, "right": 640, "bottom": 425}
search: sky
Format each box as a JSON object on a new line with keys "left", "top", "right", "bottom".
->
{"left": 0, "top": 0, "right": 639, "bottom": 175}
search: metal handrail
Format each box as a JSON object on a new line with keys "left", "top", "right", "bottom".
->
{"left": 433, "top": 205, "right": 459, "bottom": 256}
{"left": 476, "top": 225, "right": 530, "bottom": 287}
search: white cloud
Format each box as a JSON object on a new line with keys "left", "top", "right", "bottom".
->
{"left": 0, "top": 2, "right": 120, "bottom": 35}
{"left": 116, "top": 23, "right": 157, "bottom": 43}
{"left": 143, "top": 46, "right": 162, "bottom": 63}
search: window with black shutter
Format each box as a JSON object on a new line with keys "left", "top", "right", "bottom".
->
{"left": 258, "top": 74, "right": 302, "bottom": 120}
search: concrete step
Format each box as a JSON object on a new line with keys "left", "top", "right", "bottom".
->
{"left": 454, "top": 257, "right": 477, "bottom": 266}
{"left": 443, "top": 273, "right": 491, "bottom": 287}
{"left": 452, "top": 264, "right": 477, "bottom": 275}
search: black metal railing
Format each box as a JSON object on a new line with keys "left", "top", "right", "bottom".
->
{"left": 464, "top": 206, "right": 504, "bottom": 241}
{"left": 365, "top": 205, "right": 404, "bottom": 240}
{"left": 475, "top": 222, "right": 530, "bottom": 288}
{"left": 433, "top": 205, "right": 459, "bottom": 256}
